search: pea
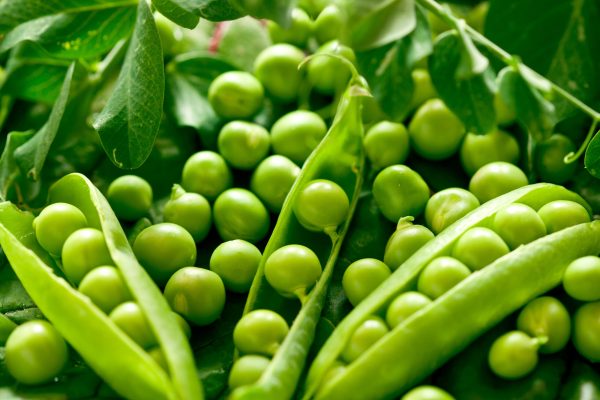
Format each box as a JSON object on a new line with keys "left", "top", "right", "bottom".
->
{"left": 372, "top": 165, "right": 430, "bottom": 223}
{"left": 469, "top": 162, "right": 529, "bottom": 203}
{"left": 573, "top": 301, "right": 600, "bottom": 362}
{"left": 408, "top": 69, "right": 437, "bottom": 111}
{"left": 254, "top": 44, "right": 305, "bottom": 102}
{"left": 408, "top": 99, "right": 466, "bottom": 160}
{"left": 207, "top": 71, "right": 264, "bottom": 119}
{"left": 181, "top": 151, "right": 233, "bottom": 201}
{"left": 563, "top": 256, "right": 600, "bottom": 301}
{"left": 363, "top": 121, "right": 410, "bottom": 170}
{"left": 401, "top": 385, "right": 455, "bottom": 400}
{"left": 314, "top": 5, "right": 343, "bottom": 44}
{"left": 516, "top": 296, "right": 570, "bottom": 354}
{"left": 534, "top": 134, "right": 577, "bottom": 184}
{"left": 133, "top": 223, "right": 197, "bottom": 285}
{"left": 250, "top": 155, "right": 300, "bottom": 213}
{"left": 213, "top": 188, "right": 270, "bottom": 243}
{"left": 459, "top": 129, "right": 520, "bottom": 176}
{"left": 228, "top": 355, "right": 271, "bottom": 389}
{"left": 293, "top": 179, "right": 349, "bottom": 234}
{"left": 109, "top": 301, "right": 157, "bottom": 349}
{"left": 33, "top": 202, "right": 87, "bottom": 257}
{"left": 217, "top": 121, "right": 270, "bottom": 170}
{"left": 488, "top": 331, "right": 540, "bottom": 380}
{"left": 315, "top": 362, "right": 347, "bottom": 398}
{"left": 264, "top": 244, "right": 322, "bottom": 300}
{"left": 383, "top": 222, "right": 435, "bottom": 270}
{"left": 386, "top": 291, "right": 432, "bottom": 329}
{"left": 5, "top": 320, "right": 68, "bottom": 385}
{"left": 424, "top": 188, "right": 480, "bottom": 234}
{"left": 307, "top": 41, "right": 356, "bottom": 95}
{"left": 493, "top": 203, "right": 546, "bottom": 249}
{"left": 107, "top": 175, "right": 153, "bottom": 222}
{"left": 164, "top": 267, "right": 226, "bottom": 326}
{"left": 342, "top": 258, "right": 391, "bottom": 307}
{"left": 341, "top": 317, "right": 389, "bottom": 363}
{"left": 451, "top": 227, "right": 509, "bottom": 271}
{"left": 62, "top": 228, "right": 113, "bottom": 286}
{"left": 148, "top": 347, "right": 168, "bottom": 371}
{"left": 417, "top": 257, "right": 471, "bottom": 299}
{"left": 270, "top": 110, "right": 327, "bottom": 165}
{"left": 233, "top": 309, "right": 289, "bottom": 356}
{"left": 209, "top": 240, "right": 262, "bottom": 293}
{"left": 494, "top": 91, "right": 516, "bottom": 126}
{"left": 163, "top": 187, "right": 212, "bottom": 242}
{"left": 537, "top": 200, "right": 590, "bottom": 234}
{"left": 267, "top": 8, "right": 312, "bottom": 48}
{"left": 78, "top": 265, "right": 132, "bottom": 313}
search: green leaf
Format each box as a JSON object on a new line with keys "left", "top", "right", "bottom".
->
{"left": 93, "top": 0, "right": 165, "bottom": 169}
{"left": 14, "top": 63, "right": 76, "bottom": 181}
{"left": 183, "top": 0, "right": 244, "bottom": 21}
{"left": 486, "top": 0, "right": 600, "bottom": 118}
{"left": 584, "top": 129, "right": 600, "bottom": 178}
{"left": 0, "top": 0, "right": 137, "bottom": 33}
{"left": 0, "top": 130, "right": 35, "bottom": 199}
{"left": 454, "top": 19, "right": 488, "bottom": 79}
{"left": 217, "top": 17, "right": 271, "bottom": 71}
{"left": 498, "top": 66, "right": 557, "bottom": 141}
{"left": 0, "top": 7, "right": 136, "bottom": 59}
{"left": 429, "top": 31, "right": 496, "bottom": 134}
{"left": 152, "top": 0, "right": 199, "bottom": 29}
{"left": 341, "top": 0, "right": 416, "bottom": 51}
{"left": 227, "top": 0, "right": 293, "bottom": 27}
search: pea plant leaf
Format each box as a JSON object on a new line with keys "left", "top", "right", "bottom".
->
{"left": 429, "top": 31, "right": 496, "bottom": 134}
{"left": 151, "top": 0, "right": 199, "bottom": 29}
{"left": 93, "top": 0, "right": 165, "bottom": 169}
{"left": 0, "top": 131, "right": 35, "bottom": 200}
{"left": 486, "top": 0, "right": 600, "bottom": 118}
{"left": 584, "top": 129, "right": 600, "bottom": 178}
{"left": 226, "top": 0, "right": 293, "bottom": 27}
{"left": 498, "top": 66, "right": 557, "bottom": 141}
{"left": 0, "top": 7, "right": 136, "bottom": 60}
{"left": 181, "top": 0, "right": 244, "bottom": 21}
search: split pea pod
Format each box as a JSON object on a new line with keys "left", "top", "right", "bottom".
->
{"left": 305, "top": 183, "right": 596, "bottom": 399}
{"left": 229, "top": 81, "right": 368, "bottom": 400}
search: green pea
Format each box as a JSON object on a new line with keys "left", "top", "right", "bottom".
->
{"left": 342, "top": 258, "right": 391, "bottom": 307}
{"left": 315, "top": 362, "right": 347, "bottom": 398}
{"left": 218, "top": 121, "right": 270, "bottom": 170}
{"left": 516, "top": 296, "right": 570, "bottom": 354}
{"left": 228, "top": 355, "right": 271, "bottom": 389}
{"left": 78, "top": 265, "right": 132, "bottom": 313}
{"left": 363, "top": 121, "right": 410, "bottom": 170}
{"left": 537, "top": 200, "right": 591, "bottom": 234}
{"left": 107, "top": 175, "right": 153, "bottom": 222}
{"left": 254, "top": 44, "right": 305, "bottom": 102}
{"left": 293, "top": 179, "right": 349, "bottom": 233}
{"left": 164, "top": 267, "right": 226, "bottom": 326}
{"left": 488, "top": 331, "right": 541, "bottom": 380}
{"left": 314, "top": 5, "right": 343, "bottom": 44}
{"left": 5, "top": 320, "right": 68, "bottom": 385}
{"left": 534, "top": 134, "right": 577, "bottom": 184}
{"left": 341, "top": 317, "right": 389, "bottom": 363}
{"left": 451, "top": 227, "right": 509, "bottom": 271}
{"left": 469, "top": 162, "right": 529, "bottom": 203}
{"left": 207, "top": 71, "right": 264, "bottom": 119}
{"left": 250, "top": 155, "right": 300, "bottom": 213}
{"left": 424, "top": 188, "right": 480, "bottom": 234}
{"left": 132, "top": 223, "right": 197, "bottom": 285}
{"left": 372, "top": 165, "right": 430, "bottom": 223}
{"left": 573, "top": 301, "right": 600, "bottom": 362}
{"left": 307, "top": 41, "right": 356, "bottom": 95}
{"left": 213, "top": 188, "right": 270, "bottom": 243}
{"left": 417, "top": 257, "right": 471, "bottom": 300}
{"left": 383, "top": 221, "right": 435, "bottom": 270}
{"left": 109, "top": 301, "right": 157, "bottom": 349}
{"left": 233, "top": 309, "right": 289, "bottom": 356}
{"left": 163, "top": 186, "right": 212, "bottom": 242}
{"left": 33, "top": 202, "right": 88, "bottom": 257}
{"left": 271, "top": 110, "right": 327, "bottom": 165}
{"left": 209, "top": 239, "right": 262, "bottom": 293}
{"left": 264, "top": 244, "right": 322, "bottom": 300}
{"left": 494, "top": 90, "right": 516, "bottom": 126}
{"left": 181, "top": 151, "right": 233, "bottom": 201}
{"left": 267, "top": 8, "right": 312, "bottom": 47}
{"left": 563, "top": 256, "right": 600, "bottom": 301}
{"left": 493, "top": 203, "right": 547, "bottom": 249}
{"left": 459, "top": 129, "right": 520, "bottom": 176}
{"left": 386, "top": 291, "right": 432, "bottom": 329}
{"left": 148, "top": 347, "right": 168, "bottom": 371}
{"left": 62, "top": 228, "right": 113, "bottom": 286}
{"left": 401, "top": 385, "right": 455, "bottom": 400}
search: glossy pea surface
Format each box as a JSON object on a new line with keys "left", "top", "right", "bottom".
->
{"left": 33, "top": 202, "right": 87, "bottom": 257}
{"left": 488, "top": 331, "right": 539, "bottom": 380}
{"left": 469, "top": 162, "right": 528, "bottom": 203}
{"left": 78, "top": 265, "right": 132, "bottom": 313}
{"left": 563, "top": 256, "right": 600, "bottom": 301}
{"left": 373, "top": 165, "right": 430, "bottom": 223}
{"left": 573, "top": 301, "right": 600, "bottom": 362}
{"left": 537, "top": 200, "right": 590, "bottom": 234}
{"left": 210, "top": 240, "right": 262, "bottom": 293}
{"left": 208, "top": 71, "right": 264, "bottom": 119}
{"left": 383, "top": 223, "right": 435, "bottom": 270}
{"left": 516, "top": 296, "right": 570, "bottom": 354}
{"left": 363, "top": 121, "right": 410, "bottom": 170}
{"left": 459, "top": 129, "right": 520, "bottom": 176}
{"left": 163, "top": 188, "right": 212, "bottom": 242}
{"left": 493, "top": 203, "right": 546, "bottom": 249}
{"left": 213, "top": 188, "right": 270, "bottom": 243}
{"left": 451, "top": 227, "right": 509, "bottom": 271}
{"left": 417, "top": 257, "right": 471, "bottom": 299}
{"left": 250, "top": 155, "right": 300, "bottom": 213}
{"left": 233, "top": 309, "right": 289, "bottom": 356}
{"left": 341, "top": 317, "right": 389, "bottom": 363}
{"left": 401, "top": 385, "right": 455, "bottom": 400}
{"left": 218, "top": 121, "right": 270, "bottom": 170}
{"left": 270, "top": 110, "right": 327, "bottom": 165}
{"left": 181, "top": 151, "right": 233, "bottom": 201}
{"left": 107, "top": 175, "right": 153, "bottom": 221}
{"left": 424, "top": 188, "right": 480, "bottom": 234}
{"left": 109, "top": 301, "right": 157, "bottom": 349}
{"left": 253, "top": 44, "right": 305, "bottom": 102}
{"left": 62, "top": 228, "right": 113, "bottom": 286}
{"left": 386, "top": 291, "right": 432, "bottom": 329}
{"left": 264, "top": 244, "right": 322, "bottom": 299}
{"left": 342, "top": 258, "right": 391, "bottom": 307}
{"left": 293, "top": 179, "right": 349, "bottom": 233}
{"left": 228, "top": 355, "right": 271, "bottom": 389}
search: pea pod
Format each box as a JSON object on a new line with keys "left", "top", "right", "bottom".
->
{"left": 0, "top": 173, "right": 203, "bottom": 400}
{"left": 305, "top": 183, "right": 595, "bottom": 399}
{"left": 230, "top": 81, "right": 368, "bottom": 400}
{"left": 0, "top": 313, "right": 16, "bottom": 345}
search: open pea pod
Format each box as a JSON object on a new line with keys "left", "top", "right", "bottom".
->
{"left": 0, "top": 173, "right": 203, "bottom": 400}
{"left": 230, "top": 83, "right": 368, "bottom": 400}
{"left": 305, "top": 183, "right": 597, "bottom": 399}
